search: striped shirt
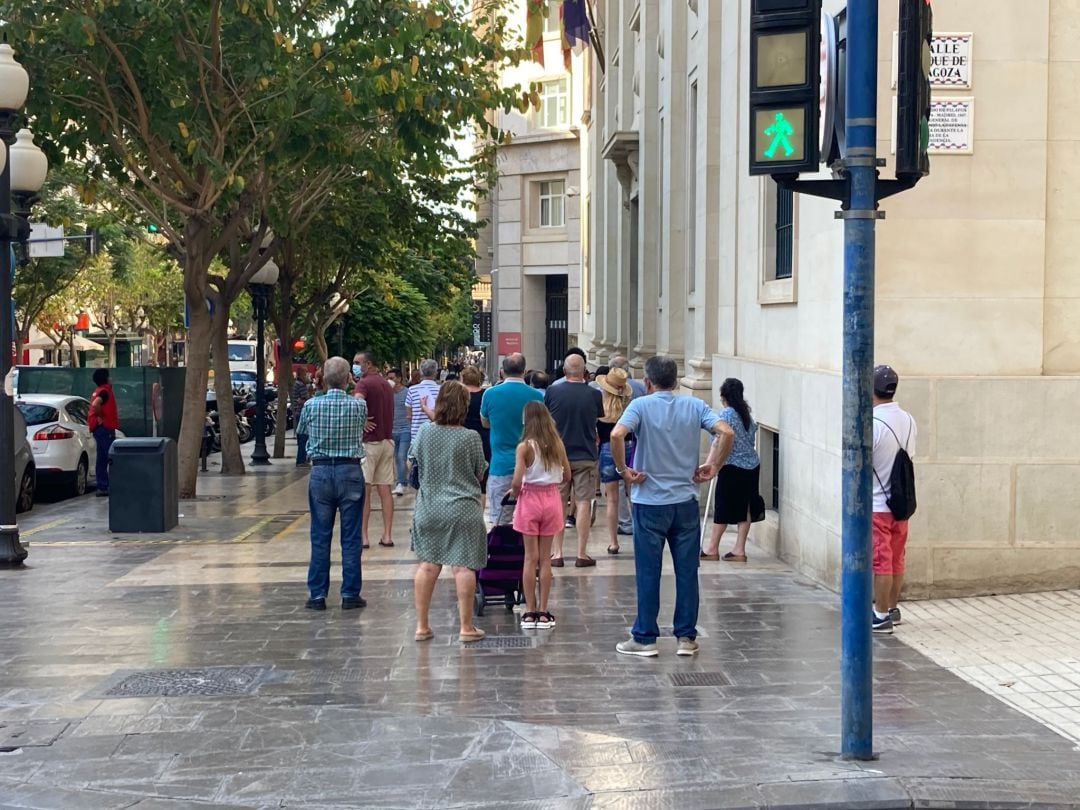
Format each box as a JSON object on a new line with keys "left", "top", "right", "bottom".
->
{"left": 295, "top": 389, "right": 367, "bottom": 460}
{"left": 404, "top": 379, "right": 442, "bottom": 440}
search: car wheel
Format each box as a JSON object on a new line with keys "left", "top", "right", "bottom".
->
{"left": 16, "top": 467, "right": 35, "bottom": 513}
{"left": 72, "top": 456, "right": 88, "bottom": 497}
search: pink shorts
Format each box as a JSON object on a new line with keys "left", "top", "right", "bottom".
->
{"left": 872, "top": 512, "right": 910, "bottom": 575}
{"left": 512, "top": 483, "right": 564, "bottom": 537}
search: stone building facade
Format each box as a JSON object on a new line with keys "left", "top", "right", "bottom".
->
{"left": 476, "top": 1, "right": 589, "bottom": 380}
{"left": 582, "top": 0, "right": 1080, "bottom": 597}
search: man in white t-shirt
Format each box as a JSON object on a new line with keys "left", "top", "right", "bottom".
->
{"left": 871, "top": 365, "right": 918, "bottom": 635}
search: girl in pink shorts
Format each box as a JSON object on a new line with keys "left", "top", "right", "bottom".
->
{"left": 509, "top": 401, "right": 572, "bottom": 629}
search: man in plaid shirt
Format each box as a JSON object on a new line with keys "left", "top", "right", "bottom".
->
{"left": 296, "top": 356, "right": 369, "bottom": 612}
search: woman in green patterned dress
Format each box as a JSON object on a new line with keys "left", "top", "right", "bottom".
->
{"left": 409, "top": 381, "right": 489, "bottom": 643}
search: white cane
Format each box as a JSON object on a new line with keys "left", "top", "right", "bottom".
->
{"left": 700, "top": 474, "right": 717, "bottom": 551}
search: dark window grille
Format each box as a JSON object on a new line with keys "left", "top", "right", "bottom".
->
{"left": 775, "top": 187, "right": 794, "bottom": 280}
{"left": 771, "top": 431, "right": 781, "bottom": 510}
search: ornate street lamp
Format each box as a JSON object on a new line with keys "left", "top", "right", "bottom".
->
{"left": 248, "top": 256, "right": 279, "bottom": 465}
{"left": 0, "top": 41, "right": 40, "bottom": 566}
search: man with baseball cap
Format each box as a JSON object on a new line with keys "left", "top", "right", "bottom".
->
{"left": 871, "top": 364, "right": 917, "bottom": 634}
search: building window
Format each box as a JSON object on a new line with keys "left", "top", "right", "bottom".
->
{"left": 538, "top": 77, "right": 570, "bottom": 128}
{"left": 544, "top": 1, "right": 561, "bottom": 34}
{"left": 538, "top": 180, "right": 566, "bottom": 228}
{"left": 760, "top": 428, "right": 781, "bottom": 510}
{"left": 774, "top": 186, "right": 794, "bottom": 280}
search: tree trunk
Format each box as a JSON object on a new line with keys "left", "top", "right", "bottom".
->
{"left": 177, "top": 220, "right": 215, "bottom": 499}
{"left": 272, "top": 273, "right": 294, "bottom": 459}
{"left": 314, "top": 324, "right": 328, "bottom": 364}
{"left": 211, "top": 311, "right": 245, "bottom": 475}
{"left": 108, "top": 333, "right": 117, "bottom": 367}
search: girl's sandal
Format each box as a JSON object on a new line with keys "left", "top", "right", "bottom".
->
{"left": 722, "top": 552, "right": 748, "bottom": 563}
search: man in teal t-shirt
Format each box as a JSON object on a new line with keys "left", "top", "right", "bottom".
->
{"left": 480, "top": 352, "right": 544, "bottom": 523}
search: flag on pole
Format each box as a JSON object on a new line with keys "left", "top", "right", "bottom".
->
{"left": 561, "top": 0, "right": 590, "bottom": 53}
{"left": 526, "top": 0, "right": 546, "bottom": 66}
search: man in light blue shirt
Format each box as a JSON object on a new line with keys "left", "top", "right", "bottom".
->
{"left": 610, "top": 356, "right": 734, "bottom": 657}
{"left": 480, "top": 353, "right": 544, "bottom": 523}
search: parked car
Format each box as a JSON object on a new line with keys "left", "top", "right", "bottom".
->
{"left": 15, "top": 394, "right": 125, "bottom": 497}
{"left": 12, "top": 406, "right": 35, "bottom": 513}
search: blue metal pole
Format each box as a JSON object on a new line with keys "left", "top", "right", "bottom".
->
{"left": 840, "top": 0, "right": 878, "bottom": 761}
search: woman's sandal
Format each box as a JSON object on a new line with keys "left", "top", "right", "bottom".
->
{"left": 520, "top": 612, "right": 540, "bottom": 629}
{"left": 537, "top": 612, "right": 556, "bottom": 628}
{"left": 607, "top": 545, "right": 620, "bottom": 555}
{"left": 700, "top": 550, "right": 720, "bottom": 561}
{"left": 414, "top": 630, "right": 434, "bottom": 642}
{"left": 550, "top": 556, "right": 565, "bottom": 568}
{"left": 459, "top": 628, "right": 487, "bottom": 642}
{"left": 722, "top": 552, "right": 748, "bottom": 563}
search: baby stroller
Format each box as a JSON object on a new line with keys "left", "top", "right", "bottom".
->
{"left": 474, "top": 498, "right": 526, "bottom": 616}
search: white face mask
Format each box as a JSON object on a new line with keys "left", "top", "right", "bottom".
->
{"left": 352, "top": 364, "right": 363, "bottom": 378}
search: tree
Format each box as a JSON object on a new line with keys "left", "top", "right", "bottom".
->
{"left": 5, "top": 0, "right": 522, "bottom": 496}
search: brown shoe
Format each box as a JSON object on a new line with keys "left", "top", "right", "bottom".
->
{"left": 574, "top": 556, "right": 597, "bottom": 568}
{"left": 550, "top": 557, "right": 565, "bottom": 568}
{"left": 700, "top": 551, "right": 720, "bottom": 561}
{"left": 723, "top": 552, "right": 748, "bottom": 563}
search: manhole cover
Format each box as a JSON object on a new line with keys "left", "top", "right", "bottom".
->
{"left": 462, "top": 636, "right": 536, "bottom": 650}
{"left": 96, "top": 666, "right": 273, "bottom": 698}
{"left": 669, "top": 671, "right": 731, "bottom": 687}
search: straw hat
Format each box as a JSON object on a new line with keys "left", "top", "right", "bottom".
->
{"left": 597, "top": 367, "right": 629, "bottom": 397}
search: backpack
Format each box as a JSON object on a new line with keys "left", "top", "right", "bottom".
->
{"left": 873, "top": 417, "right": 917, "bottom": 521}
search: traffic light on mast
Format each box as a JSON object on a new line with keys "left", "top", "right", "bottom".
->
{"left": 748, "top": 0, "right": 823, "bottom": 176}
{"left": 896, "top": 0, "right": 933, "bottom": 179}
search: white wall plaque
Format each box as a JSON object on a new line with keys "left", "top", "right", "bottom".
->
{"left": 891, "top": 32, "right": 974, "bottom": 90}
{"left": 928, "top": 97, "right": 975, "bottom": 155}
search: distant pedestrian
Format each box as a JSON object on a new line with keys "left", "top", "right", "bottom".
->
{"left": 545, "top": 354, "right": 604, "bottom": 567}
{"left": 480, "top": 353, "right": 544, "bottom": 523}
{"left": 610, "top": 355, "right": 646, "bottom": 400}
{"left": 461, "top": 365, "right": 492, "bottom": 511}
{"left": 404, "top": 359, "right": 441, "bottom": 450}
{"left": 609, "top": 355, "right": 645, "bottom": 535}
{"left": 595, "top": 367, "right": 632, "bottom": 554}
{"left": 292, "top": 368, "right": 312, "bottom": 466}
{"left": 387, "top": 368, "right": 410, "bottom": 496}
{"left": 548, "top": 347, "right": 588, "bottom": 387}
{"left": 408, "top": 368, "right": 422, "bottom": 387}
{"left": 409, "top": 382, "right": 489, "bottom": 643}
{"left": 871, "top": 365, "right": 918, "bottom": 634}
{"left": 297, "top": 357, "right": 369, "bottom": 612}
{"left": 611, "top": 356, "right": 733, "bottom": 657}
{"left": 701, "top": 378, "right": 762, "bottom": 563}
{"left": 589, "top": 365, "right": 610, "bottom": 391}
{"left": 509, "top": 401, "right": 571, "bottom": 630}
{"left": 353, "top": 352, "right": 396, "bottom": 550}
{"left": 88, "top": 368, "right": 119, "bottom": 497}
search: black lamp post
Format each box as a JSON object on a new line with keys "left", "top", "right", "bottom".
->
{"left": 0, "top": 42, "right": 47, "bottom": 566}
{"left": 248, "top": 257, "right": 279, "bottom": 466}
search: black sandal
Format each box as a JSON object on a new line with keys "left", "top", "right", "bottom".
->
{"left": 521, "top": 612, "right": 540, "bottom": 629}
{"left": 607, "top": 545, "right": 620, "bottom": 555}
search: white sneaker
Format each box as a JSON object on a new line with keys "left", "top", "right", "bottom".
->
{"left": 616, "top": 639, "right": 658, "bottom": 658}
{"left": 393, "top": 484, "right": 405, "bottom": 496}
{"left": 676, "top": 637, "right": 700, "bottom": 656}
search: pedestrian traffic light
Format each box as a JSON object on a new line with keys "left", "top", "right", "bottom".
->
{"left": 896, "top": 0, "right": 933, "bottom": 179}
{"left": 749, "top": 0, "right": 822, "bottom": 176}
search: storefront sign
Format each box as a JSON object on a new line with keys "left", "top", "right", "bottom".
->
{"left": 497, "top": 332, "right": 521, "bottom": 355}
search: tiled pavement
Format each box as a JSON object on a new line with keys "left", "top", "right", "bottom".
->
{"left": 1, "top": 454, "right": 1079, "bottom": 809}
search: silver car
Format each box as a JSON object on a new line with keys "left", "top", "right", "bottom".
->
{"left": 12, "top": 406, "right": 35, "bottom": 513}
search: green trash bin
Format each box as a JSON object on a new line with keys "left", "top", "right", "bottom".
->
{"left": 108, "top": 438, "right": 179, "bottom": 533}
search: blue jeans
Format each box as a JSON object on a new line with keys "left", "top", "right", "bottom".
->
{"left": 393, "top": 428, "right": 411, "bottom": 486}
{"left": 631, "top": 499, "right": 701, "bottom": 644}
{"left": 307, "top": 463, "right": 365, "bottom": 600}
{"left": 92, "top": 426, "right": 115, "bottom": 492}
{"left": 296, "top": 433, "right": 309, "bottom": 465}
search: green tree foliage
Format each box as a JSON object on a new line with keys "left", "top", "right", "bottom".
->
{"left": 340, "top": 274, "right": 434, "bottom": 366}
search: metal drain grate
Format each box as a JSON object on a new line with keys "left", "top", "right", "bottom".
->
{"left": 463, "top": 636, "right": 536, "bottom": 650}
{"left": 297, "top": 669, "right": 392, "bottom": 683}
{"left": 98, "top": 666, "right": 272, "bottom": 698}
{"left": 669, "top": 671, "right": 731, "bottom": 687}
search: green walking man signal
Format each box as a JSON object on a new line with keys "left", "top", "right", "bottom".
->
{"left": 764, "top": 112, "right": 796, "bottom": 159}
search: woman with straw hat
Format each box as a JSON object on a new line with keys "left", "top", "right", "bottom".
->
{"left": 596, "top": 367, "right": 633, "bottom": 555}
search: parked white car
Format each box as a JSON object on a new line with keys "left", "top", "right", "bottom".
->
{"left": 12, "top": 406, "right": 35, "bottom": 513}
{"left": 15, "top": 394, "right": 124, "bottom": 497}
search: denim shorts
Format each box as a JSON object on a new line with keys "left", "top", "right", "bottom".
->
{"left": 598, "top": 441, "right": 635, "bottom": 485}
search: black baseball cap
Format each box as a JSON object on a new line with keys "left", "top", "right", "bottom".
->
{"left": 873, "top": 365, "right": 899, "bottom": 397}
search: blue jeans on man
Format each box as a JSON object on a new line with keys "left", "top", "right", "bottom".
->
{"left": 307, "top": 463, "right": 365, "bottom": 600}
{"left": 630, "top": 499, "right": 701, "bottom": 643}
{"left": 393, "top": 427, "right": 411, "bottom": 486}
{"left": 92, "top": 426, "right": 115, "bottom": 493}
